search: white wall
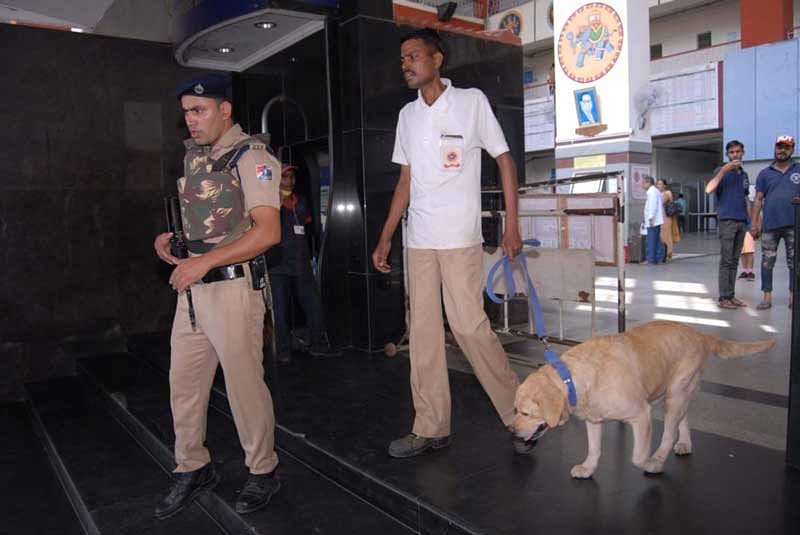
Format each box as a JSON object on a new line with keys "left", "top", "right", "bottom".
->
{"left": 650, "top": 0, "right": 741, "bottom": 57}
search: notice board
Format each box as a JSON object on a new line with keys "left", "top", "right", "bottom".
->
{"left": 517, "top": 194, "right": 618, "bottom": 265}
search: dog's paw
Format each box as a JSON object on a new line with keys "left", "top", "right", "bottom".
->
{"left": 570, "top": 464, "right": 596, "bottom": 479}
{"left": 673, "top": 442, "right": 692, "bottom": 456}
{"left": 642, "top": 458, "right": 665, "bottom": 475}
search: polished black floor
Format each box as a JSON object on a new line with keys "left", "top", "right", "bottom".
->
{"left": 0, "top": 403, "right": 84, "bottom": 535}
{"left": 122, "top": 335, "right": 800, "bottom": 535}
{"left": 26, "top": 378, "right": 225, "bottom": 535}
{"left": 76, "top": 353, "right": 414, "bottom": 535}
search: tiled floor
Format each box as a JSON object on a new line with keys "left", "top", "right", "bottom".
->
{"left": 444, "top": 232, "right": 794, "bottom": 451}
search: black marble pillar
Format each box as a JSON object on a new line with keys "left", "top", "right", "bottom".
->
{"left": 320, "top": 7, "right": 524, "bottom": 351}
{"left": 0, "top": 25, "right": 204, "bottom": 399}
{"left": 789, "top": 198, "right": 800, "bottom": 469}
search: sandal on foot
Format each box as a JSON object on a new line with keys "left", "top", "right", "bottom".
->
{"left": 718, "top": 299, "right": 738, "bottom": 310}
{"left": 730, "top": 298, "right": 747, "bottom": 307}
{"left": 756, "top": 302, "right": 772, "bottom": 310}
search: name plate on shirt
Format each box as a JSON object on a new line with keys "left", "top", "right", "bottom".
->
{"left": 293, "top": 225, "right": 305, "bottom": 235}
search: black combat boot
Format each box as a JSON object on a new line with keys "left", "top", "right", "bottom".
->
{"left": 155, "top": 463, "right": 219, "bottom": 519}
{"left": 235, "top": 471, "right": 281, "bottom": 514}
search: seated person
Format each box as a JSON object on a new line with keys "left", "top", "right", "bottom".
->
{"left": 268, "top": 165, "right": 339, "bottom": 361}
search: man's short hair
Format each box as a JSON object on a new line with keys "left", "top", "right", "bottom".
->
{"left": 400, "top": 28, "right": 446, "bottom": 64}
{"left": 725, "top": 140, "right": 744, "bottom": 152}
{"left": 643, "top": 175, "right": 655, "bottom": 186}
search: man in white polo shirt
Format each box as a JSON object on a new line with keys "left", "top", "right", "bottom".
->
{"left": 372, "top": 28, "right": 535, "bottom": 458}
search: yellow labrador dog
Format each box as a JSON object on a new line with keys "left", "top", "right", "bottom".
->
{"left": 510, "top": 321, "right": 774, "bottom": 478}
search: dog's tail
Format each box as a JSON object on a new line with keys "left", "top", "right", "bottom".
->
{"left": 704, "top": 335, "right": 775, "bottom": 359}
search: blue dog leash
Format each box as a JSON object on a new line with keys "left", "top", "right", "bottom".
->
{"left": 485, "top": 240, "right": 578, "bottom": 406}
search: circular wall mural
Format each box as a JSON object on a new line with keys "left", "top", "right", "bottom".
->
{"left": 499, "top": 11, "right": 522, "bottom": 36}
{"left": 557, "top": 2, "right": 624, "bottom": 84}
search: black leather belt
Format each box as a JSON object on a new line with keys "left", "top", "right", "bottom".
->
{"left": 202, "top": 264, "right": 245, "bottom": 284}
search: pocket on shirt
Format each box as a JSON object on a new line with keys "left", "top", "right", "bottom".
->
{"left": 440, "top": 134, "right": 464, "bottom": 172}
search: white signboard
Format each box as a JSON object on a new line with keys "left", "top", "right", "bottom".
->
{"left": 524, "top": 95, "right": 555, "bottom": 151}
{"left": 649, "top": 63, "right": 719, "bottom": 136}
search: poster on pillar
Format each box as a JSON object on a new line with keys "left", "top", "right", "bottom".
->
{"left": 553, "top": 1, "right": 650, "bottom": 145}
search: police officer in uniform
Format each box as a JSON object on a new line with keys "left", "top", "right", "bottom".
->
{"left": 153, "top": 74, "right": 282, "bottom": 518}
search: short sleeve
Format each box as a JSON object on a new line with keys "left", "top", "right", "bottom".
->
{"left": 755, "top": 171, "right": 768, "bottom": 194}
{"left": 236, "top": 147, "right": 281, "bottom": 212}
{"left": 475, "top": 91, "right": 510, "bottom": 158}
{"left": 392, "top": 112, "right": 409, "bottom": 166}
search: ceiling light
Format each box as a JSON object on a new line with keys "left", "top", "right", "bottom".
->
{"left": 71, "top": 27, "right": 84, "bottom": 33}
{"left": 254, "top": 21, "right": 276, "bottom": 29}
{"left": 215, "top": 46, "right": 234, "bottom": 54}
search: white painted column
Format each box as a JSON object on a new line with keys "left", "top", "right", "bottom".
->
{"left": 553, "top": 0, "right": 651, "bottom": 248}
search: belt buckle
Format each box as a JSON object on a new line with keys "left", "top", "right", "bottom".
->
{"left": 222, "top": 265, "right": 236, "bottom": 279}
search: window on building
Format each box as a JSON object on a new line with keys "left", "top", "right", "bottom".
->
{"left": 697, "top": 31, "right": 712, "bottom": 49}
{"left": 650, "top": 44, "right": 663, "bottom": 60}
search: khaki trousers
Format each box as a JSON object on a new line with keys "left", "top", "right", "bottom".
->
{"left": 170, "top": 271, "right": 278, "bottom": 474}
{"left": 407, "top": 245, "right": 519, "bottom": 438}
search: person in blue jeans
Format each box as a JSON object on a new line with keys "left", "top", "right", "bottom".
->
{"left": 751, "top": 135, "right": 800, "bottom": 310}
{"left": 267, "top": 165, "right": 339, "bottom": 361}
{"left": 705, "top": 140, "right": 750, "bottom": 309}
{"left": 642, "top": 175, "right": 665, "bottom": 264}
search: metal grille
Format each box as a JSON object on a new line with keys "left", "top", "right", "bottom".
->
{"left": 487, "top": 0, "right": 533, "bottom": 16}
{"left": 401, "top": 0, "right": 489, "bottom": 19}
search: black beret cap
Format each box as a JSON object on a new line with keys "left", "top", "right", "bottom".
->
{"left": 175, "top": 73, "right": 232, "bottom": 101}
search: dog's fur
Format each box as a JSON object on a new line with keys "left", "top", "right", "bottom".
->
{"left": 510, "top": 321, "right": 775, "bottom": 478}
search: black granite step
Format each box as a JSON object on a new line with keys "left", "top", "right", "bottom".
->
{"left": 0, "top": 403, "right": 84, "bottom": 535}
{"left": 129, "top": 336, "right": 800, "bottom": 535}
{"left": 77, "top": 353, "right": 415, "bottom": 535}
{"left": 25, "top": 377, "right": 226, "bottom": 535}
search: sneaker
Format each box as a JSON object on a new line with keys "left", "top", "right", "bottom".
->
{"left": 235, "top": 471, "right": 281, "bottom": 514}
{"left": 388, "top": 433, "right": 450, "bottom": 458}
{"left": 155, "top": 463, "right": 219, "bottom": 520}
{"left": 738, "top": 272, "right": 749, "bottom": 279}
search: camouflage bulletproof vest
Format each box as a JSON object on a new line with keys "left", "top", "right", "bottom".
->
{"left": 178, "top": 140, "right": 252, "bottom": 242}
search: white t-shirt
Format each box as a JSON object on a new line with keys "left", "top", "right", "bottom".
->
{"left": 391, "top": 78, "right": 510, "bottom": 249}
{"left": 644, "top": 185, "right": 665, "bottom": 228}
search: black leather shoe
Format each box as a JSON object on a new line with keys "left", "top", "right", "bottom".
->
{"left": 235, "top": 471, "right": 281, "bottom": 514}
{"left": 155, "top": 463, "right": 219, "bottom": 520}
{"left": 388, "top": 433, "right": 451, "bottom": 458}
{"left": 512, "top": 435, "right": 538, "bottom": 454}
{"left": 511, "top": 422, "right": 549, "bottom": 455}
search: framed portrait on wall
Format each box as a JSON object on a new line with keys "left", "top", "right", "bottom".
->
{"left": 574, "top": 87, "right": 601, "bottom": 125}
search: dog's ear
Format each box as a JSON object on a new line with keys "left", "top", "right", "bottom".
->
{"left": 538, "top": 378, "right": 567, "bottom": 429}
